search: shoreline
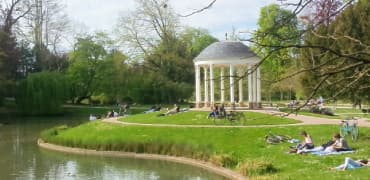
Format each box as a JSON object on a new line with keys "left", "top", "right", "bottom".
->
{"left": 38, "top": 139, "right": 246, "bottom": 180}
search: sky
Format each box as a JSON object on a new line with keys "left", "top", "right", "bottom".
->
{"left": 62, "top": 0, "right": 282, "bottom": 41}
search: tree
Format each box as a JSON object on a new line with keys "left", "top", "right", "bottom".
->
{"left": 24, "top": 0, "right": 69, "bottom": 71}
{"left": 248, "top": 0, "right": 369, "bottom": 108}
{"left": 67, "top": 35, "right": 107, "bottom": 104}
{"left": 116, "top": 0, "right": 178, "bottom": 60}
{"left": 0, "top": 0, "right": 32, "bottom": 102}
{"left": 252, "top": 4, "right": 300, "bottom": 101}
{"left": 309, "top": 0, "right": 344, "bottom": 26}
{"left": 16, "top": 72, "right": 69, "bottom": 115}
{"left": 300, "top": 0, "right": 370, "bottom": 107}
{"left": 93, "top": 50, "right": 129, "bottom": 104}
{"left": 180, "top": 27, "right": 218, "bottom": 58}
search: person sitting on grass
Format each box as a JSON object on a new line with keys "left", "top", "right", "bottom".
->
{"left": 332, "top": 157, "right": 370, "bottom": 170}
{"left": 328, "top": 133, "right": 351, "bottom": 152}
{"left": 219, "top": 104, "right": 226, "bottom": 117}
{"left": 207, "top": 105, "right": 219, "bottom": 119}
{"left": 296, "top": 131, "right": 314, "bottom": 152}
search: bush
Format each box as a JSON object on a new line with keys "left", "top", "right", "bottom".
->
{"left": 210, "top": 154, "right": 238, "bottom": 168}
{"left": 238, "top": 159, "right": 277, "bottom": 177}
{"left": 309, "top": 106, "right": 334, "bottom": 116}
{"left": 16, "top": 72, "right": 69, "bottom": 115}
{"left": 320, "top": 107, "right": 334, "bottom": 116}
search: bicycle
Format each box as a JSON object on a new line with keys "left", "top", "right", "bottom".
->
{"left": 213, "top": 111, "right": 246, "bottom": 125}
{"left": 340, "top": 117, "right": 359, "bottom": 141}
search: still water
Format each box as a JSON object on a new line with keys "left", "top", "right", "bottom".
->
{"left": 0, "top": 119, "right": 228, "bottom": 180}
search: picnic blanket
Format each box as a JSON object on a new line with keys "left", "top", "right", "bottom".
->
{"left": 298, "top": 146, "right": 355, "bottom": 156}
{"left": 311, "top": 150, "right": 355, "bottom": 156}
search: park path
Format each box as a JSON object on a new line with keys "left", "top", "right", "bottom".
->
{"left": 250, "top": 110, "right": 370, "bottom": 128}
{"left": 102, "top": 109, "right": 370, "bottom": 128}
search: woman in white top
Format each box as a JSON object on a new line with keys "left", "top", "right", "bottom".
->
{"left": 297, "top": 131, "right": 314, "bottom": 150}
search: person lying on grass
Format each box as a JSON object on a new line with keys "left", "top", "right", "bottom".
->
{"left": 157, "top": 104, "right": 180, "bottom": 117}
{"left": 332, "top": 157, "right": 370, "bottom": 170}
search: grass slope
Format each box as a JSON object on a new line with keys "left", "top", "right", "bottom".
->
{"left": 41, "top": 121, "right": 370, "bottom": 179}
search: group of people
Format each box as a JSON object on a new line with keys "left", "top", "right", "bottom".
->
{"left": 157, "top": 104, "right": 181, "bottom": 117}
{"left": 207, "top": 104, "right": 226, "bottom": 119}
{"left": 307, "top": 96, "right": 324, "bottom": 108}
{"left": 294, "top": 131, "right": 351, "bottom": 154}
{"left": 143, "top": 105, "right": 162, "bottom": 113}
{"left": 292, "top": 131, "right": 369, "bottom": 171}
{"left": 106, "top": 110, "right": 119, "bottom": 118}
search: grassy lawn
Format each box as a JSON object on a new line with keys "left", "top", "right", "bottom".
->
{"left": 41, "top": 121, "right": 370, "bottom": 179}
{"left": 334, "top": 108, "right": 370, "bottom": 120}
{"left": 119, "top": 111, "right": 300, "bottom": 126}
{"left": 280, "top": 108, "right": 370, "bottom": 120}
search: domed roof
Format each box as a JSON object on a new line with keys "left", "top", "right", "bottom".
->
{"left": 194, "top": 41, "right": 259, "bottom": 64}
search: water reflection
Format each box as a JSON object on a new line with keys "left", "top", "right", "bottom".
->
{"left": 0, "top": 120, "right": 228, "bottom": 180}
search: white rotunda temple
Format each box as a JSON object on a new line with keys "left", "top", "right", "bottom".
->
{"left": 193, "top": 41, "right": 262, "bottom": 109}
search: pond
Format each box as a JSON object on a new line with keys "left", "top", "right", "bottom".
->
{"left": 0, "top": 118, "right": 228, "bottom": 180}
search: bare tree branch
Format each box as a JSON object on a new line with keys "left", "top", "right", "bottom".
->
{"left": 178, "top": 0, "right": 216, "bottom": 17}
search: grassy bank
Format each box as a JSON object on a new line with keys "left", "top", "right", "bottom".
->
{"left": 120, "top": 111, "right": 300, "bottom": 126}
{"left": 40, "top": 121, "right": 370, "bottom": 179}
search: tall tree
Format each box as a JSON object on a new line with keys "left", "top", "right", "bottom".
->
{"left": 300, "top": 0, "right": 370, "bottom": 106}
{"left": 67, "top": 35, "right": 107, "bottom": 104}
{"left": 0, "top": 0, "right": 32, "bottom": 102}
{"left": 116, "top": 0, "right": 178, "bottom": 60}
{"left": 309, "top": 0, "right": 343, "bottom": 26}
{"left": 24, "top": 0, "right": 69, "bottom": 71}
{"left": 252, "top": 4, "right": 300, "bottom": 101}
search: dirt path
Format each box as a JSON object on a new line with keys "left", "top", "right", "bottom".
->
{"left": 249, "top": 109, "right": 370, "bottom": 127}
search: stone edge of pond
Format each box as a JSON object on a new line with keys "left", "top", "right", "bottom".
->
{"left": 37, "top": 139, "right": 246, "bottom": 180}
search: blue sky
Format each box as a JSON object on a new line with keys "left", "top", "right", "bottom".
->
{"left": 63, "top": 0, "right": 282, "bottom": 40}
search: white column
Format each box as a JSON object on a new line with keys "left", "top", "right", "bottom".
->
{"left": 220, "top": 67, "right": 225, "bottom": 103}
{"left": 238, "top": 69, "right": 243, "bottom": 104}
{"left": 210, "top": 64, "right": 215, "bottom": 105}
{"left": 204, "top": 66, "right": 209, "bottom": 106}
{"left": 195, "top": 65, "right": 201, "bottom": 107}
{"left": 230, "top": 64, "right": 235, "bottom": 104}
{"left": 253, "top": 68, "right": 257, "bottom": 104}
{"left": 257, "top": 66, "right": 261, "bottom": 107}
{"left": 248, "top": 65, "right": 253, "bottom": 106}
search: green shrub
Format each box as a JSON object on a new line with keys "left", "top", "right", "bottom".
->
{"left": 238, "top": 159, "right": 277, "bottom": 177}
{"left": 16, "top": 72, "right": 69, "bottom": 115}
{"left": 210, "top": 154, "right": 238, "bottom": 168}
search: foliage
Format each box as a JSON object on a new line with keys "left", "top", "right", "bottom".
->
{"left": 0, "top": 30, "right": 20, "bottom": 81}
{"left": 180, "top": 27, "right": 218, "bottom": 58}
{"left": 16, "top": 72, "right": 69, "bottom": 115}
{"left": 299, "top": 0, "right": 370, "bottom": 106}
{"left": 309, "top": 0, "right": 343, "bottom": 26}
{"left": 67, "top": 35, "right": 107, "bottom": 104}
{"left": 253, "top": 4, "right": 300, "bottom": 101}
{"left": 93, "top": 50, "right": 129, "bottom": 104}
{"left": 40, "top": 122, "right": 370, "bottom": 179}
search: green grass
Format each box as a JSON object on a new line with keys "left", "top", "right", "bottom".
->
{"left": 280, "top": 108, "right": 370, "bottom": 120}
{"left": 119, "top": 111, "right": 300, "bottom": 126}
{"left": 41, "top": 122, "right": 370, "bottom": 179}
